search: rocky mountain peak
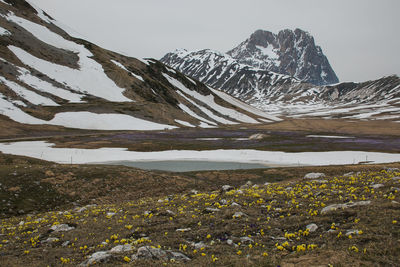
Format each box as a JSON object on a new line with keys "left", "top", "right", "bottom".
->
{"left": 227, "top": 28, "right": 339, "bottom": 85}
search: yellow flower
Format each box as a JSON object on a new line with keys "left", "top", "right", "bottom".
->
{"left": 393, "top": 220, "right": 398, "bottom": 224}
{"left": 123, "top": 256, "right": 131, "bottom": 262}
{"left": 206, "top": 234, "right": 211, "bottom": 239}
{"left": 262, "top": 252, "right": 268, "bottom": 257}
{"left": 236, "top": 250, "right": 242, "bottom": 255}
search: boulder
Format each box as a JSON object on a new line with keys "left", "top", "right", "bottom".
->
{"left": 79, "top": 251, "right": 112, "bottom": 266}
{"left": 50, "top": 224, "right": 75, "bottom": 232}
{"left": 110, "top": 244, "right": 133, "bottom": 253}
{"left": 306, "top": 223, "right": 318, "bottom": 232}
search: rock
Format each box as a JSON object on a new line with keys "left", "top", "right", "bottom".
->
{"left": 222, "top": 185, "right": 234, "bottom": 192}
{"left": 343, "top": 172, "right": 354, "bottom": 177}
{"left": 204, "top": 207, "right": 220, "bottom": 213}
{"left": 231, "top": 202, "right": 241, "bottom": 207}
{"left": 240, "top": 236, "right": 254, "bottom": 243}
{"left": 370, "top": 184, "right": 384, "bottom": 189}
{"left": 285, "top": 187, "right": 293, "bottom": 191}
{"left": 188, "top": 241, "right": 207, "bottom": 249}
{"left": 306, "top": 223, "right": 318, "bottom": 232}
{"left": 219, "top": 199, "right": 228, "bottom": 205}
{"left": 135, "top": 246, "right": 190, "bottom": 261}
{"left": 240, "top": 181, "right": 253, "bottom": 189}
{"left": 166, "top": 210, "right": 176, "bottom": 216}
{"left": 79, "top": 251, "right": 112, "bottom": 267}
{"left": 176, "top": 228, "right": 191, "bottom": 232}
{"left": 321, "top": 201, "right": 371, "bottom": 214}
{"left": 189, "top": 189, "right": 199, "bottom": 195}
{"left": 45, "top": 170, "right": 55, "bottom": 177}
{"left": 384, "top": 167, "right": 399, "bottom": 173}
{"left": 227, "top": 239, "right": 234, "bottom": 245}
{"left": 233, "top": 211, "right": 247, "bottom": 218}
{"left": 50, "top": 224, "right": 75, "bottom": 232}
{"left": 41, "top": 237, "right": 59, "bottom": 244}
{"left": 347, "top": 200, "right": 371, "bottom": 207}
{"left": 304, "top": 173, "right": 325, "bottom": 179}
{"left": 264, "top": 182, "right": 271, "bottom": 186}
{"left": 167, "top": 251, "right": 190, "bottom": 261}
{"left": 110, "top": 244, "right": 133, "bottom": 253}
{"left": 249, "top": 133, "right": 268, "bottom": 140}
{"left": 62, "top": 241, "right": 70, "bottom": 247}
{"left": 345, "top": 230, "right": 362, "bottom": 236}
{"left": 313, "top": 180, "right": 328, "bottom": 184}
{"left": 106, "top": 212, "right": 116, "bottom": 217}
{"left": 136, "top": 246, "right": 167, "bottom": 260}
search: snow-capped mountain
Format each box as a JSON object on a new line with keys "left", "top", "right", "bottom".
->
{"left": 227, "top": 29, "right": 339, "bottom": 86}
{"left": 161, "top": 31, "right": 400, "bottom": 121}
{"left": 0, "top": 0, "right": 280, "bottom": 134}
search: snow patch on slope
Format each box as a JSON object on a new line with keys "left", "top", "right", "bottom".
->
{"left": 48, "top": 112, "right": 176, "bottom": 131}
{"left": 16, "top": 67, "right": 85, "bottom": 103}
{"left": 4, "top": 12, "right": 131, "bottom": 102}
{"left": 163, "top": 73, "right": 258, "bottom": 124}
{"left": 111, "top": 59, "right": 144, "bottom": 82}
{"left": 0, "top": 26, "right": 11, "bottom": 36}
{"left": 0, "top": 76, "right": 59, "bottom": 106}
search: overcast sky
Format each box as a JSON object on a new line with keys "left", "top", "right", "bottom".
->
{"left": 30, "top": 0, "right": 399, "bottom": 82}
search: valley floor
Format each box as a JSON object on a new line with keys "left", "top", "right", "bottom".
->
{"left": 0, "top": 119, "right": 399, "bottom": 266}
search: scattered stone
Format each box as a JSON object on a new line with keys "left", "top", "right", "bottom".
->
{"left": 227, "top": 239, "right": 234, "bottom": 245}
{"left": 304, "top": 173, "right": 325, "bottom": 179}
{"left": 18, "top": 221, "right": 24, "bottom": 226}
{"left": 79, "top": 251, "right": 112, "bottom": 267}
{"left": 62, "top": 241, "right": 70, "bottom": 247}
{"left": 110, "top": 244, "right": 133, "bottom": 253}
{"left": 106, "top": 212, "right": 116, "bottom": 217}
{"left": 370, "top": 184, "right": 384, "bottom": 189}
{"left": 285, "top": 187, "right": 293, "bottom": 191}
{"left": 392, "top": 177, "right": 400, "bottom": 181}
{"left": 343, "top": 172, "right": 354, "bottom": 177}
{"left": 264, "top": 182, "right": 271, "bottom": 186}
{"left": 50, "top": 224, "right": 75, "bottom": 232}
{"left": 222, "top": 185, "right": 234, "bottom": 192}
{"left": 233, "top": 211, "right": 247, "bottom": 218}
{"left": 306, "top": 223, "right": 318, "bottom": 232}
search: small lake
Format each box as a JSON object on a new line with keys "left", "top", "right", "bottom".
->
{"left": 99, "top": 160, "right": 272, "bottom": 172}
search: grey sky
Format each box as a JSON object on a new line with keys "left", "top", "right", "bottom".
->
{"left": 30, "top": 0, "right": 399, "bottom": 82}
